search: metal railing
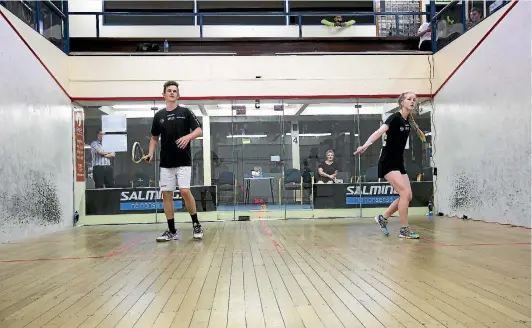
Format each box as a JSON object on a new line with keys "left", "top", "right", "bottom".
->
{"left": 429, "top": 0, "right": 511, "bottom": 52}
{"left": 68, "top": 10, "right": 430, "bottom": 39}
{"left": 1, "top": 0, "right": 513, "bottom": 55}
{"left": 0, "top": 0, "right": 69, "bottom": 52}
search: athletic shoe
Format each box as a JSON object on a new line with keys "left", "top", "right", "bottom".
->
{"left": 156, "top": 230, "right": 179, "bottom": 242}
{"left": 399, "top": 226, "right": 420, "bottom": 239}
{"left": 193, "top": 224, "right": 204, "bottom": 240}
{"left": 375, "top": 215, "right": 389, "bottom": 235}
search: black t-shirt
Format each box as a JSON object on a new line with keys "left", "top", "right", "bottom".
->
{"left": 318, "top": 161, "right": 338, "bottom": 183}
{"left": 379, "top": 112, "right": 410, "bottom": 163}
{"left": 151, "top": 106, "right": 202, "bottom": 168}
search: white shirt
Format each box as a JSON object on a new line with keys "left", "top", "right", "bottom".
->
{"left": 90, "top": 140, "right": 112, "bottom": 167}
{"left": 418, "top": 22, "right": 432, "bottom": 48}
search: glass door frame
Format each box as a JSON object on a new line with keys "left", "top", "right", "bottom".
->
{"left": 227, "top": 99, "right": 287, "bottom": 221}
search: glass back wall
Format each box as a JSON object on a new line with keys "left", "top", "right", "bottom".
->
{"left": 81, "top": 99, "right": 433, "bottom": 223}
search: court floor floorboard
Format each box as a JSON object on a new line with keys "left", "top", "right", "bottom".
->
{"left": 0, "top": 216, "right": 530, "bottom": 328}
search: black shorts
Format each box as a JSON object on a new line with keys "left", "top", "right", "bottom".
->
{"left": 419, "top": 40, "right": 432, "bottom": 51}
{"left": 378, "top": 161, "right": 407, "bottom": 179}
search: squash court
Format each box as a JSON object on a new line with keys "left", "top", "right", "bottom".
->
{"left": 0, "top": 216, "right": 529, "bottom": 328}
{"left": 0, "top": 0, "right": 531, "bottom": 327}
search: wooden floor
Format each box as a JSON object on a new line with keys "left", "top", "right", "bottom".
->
{"left": 0, "top": 216, "right": 530, "bottom": 328}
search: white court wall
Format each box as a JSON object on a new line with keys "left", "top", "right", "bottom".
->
{"left": 68, "top": 55, "right": 431, "bottom": 99}
{"left": 432, "top": 1, "right": 531, "bottom": 227}
{"left": 0, "top": 16, "right": 74, "bottom": 242}
{"left": 0, "top": 6, "right": 69, "bottom": 94}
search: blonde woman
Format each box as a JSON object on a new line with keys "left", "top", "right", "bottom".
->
{"left": 354, "top": 92, "right": 426, "bottom": 239}
{"left": 317, "top": 150, "right": 338, "bottom": 184}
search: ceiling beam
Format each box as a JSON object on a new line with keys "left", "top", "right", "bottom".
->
{"left": 98, "top": 106, "right": 114, "bottom": 115}
{"left": 295, "top": 104, "right": 308, "bottom": 116}
{"left": 198, "top": 105, "right": 208, "bottom": 116}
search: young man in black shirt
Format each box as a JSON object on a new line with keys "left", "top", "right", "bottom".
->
{"left": 354, "top": 92, "right": 426, "bottom": 239}
{"left": 147, "top": 81, "right": 204, "bottom": 241}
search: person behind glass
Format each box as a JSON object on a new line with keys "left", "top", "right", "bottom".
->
{"left": 354, "top": 92, "right": 426, "bottom": 239}
{"left": 317, "top": 150, "right": 338, "bottom": 184}
{"left": 90, "top": 129, "right": 115, "bottom": 188}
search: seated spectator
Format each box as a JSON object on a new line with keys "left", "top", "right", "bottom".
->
{"left": 321, "top": 15, "right": 355, "bottom": 27}
{"left": 416, "top": 21, "right": 432, "bottom": 51}
{"left": 317, "top": 150, "right": 339, "bottom": 184}
{"left": 467, "top": 7, "right": 483, "bottom": 29}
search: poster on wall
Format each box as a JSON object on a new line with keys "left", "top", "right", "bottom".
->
{"left": 74, "top": 110, "right": 85, "bottom": 182}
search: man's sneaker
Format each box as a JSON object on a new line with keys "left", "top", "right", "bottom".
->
{"left": 375, "top": 215, "right": 389, "bottom": 235}
{"left": 399, "top": 226, "right": 420, "bottom": 239}
{"left": 193, "top": 224, "right": 204, "bottom": 240}
{"left": 156, "top": 230, "right": 179, "bottom": 242}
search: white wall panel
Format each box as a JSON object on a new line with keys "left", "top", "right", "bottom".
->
{"left": 0, "top": 7, "right": 70, "bottom": 93}
{"left": 0, "top": 15, "right": 74, "bottom": 242}
{"left": 68, "top": 55, "right": 431, "bottom": 99}
{"left": 433, "top": 1, "right": 531, "bottom": 227}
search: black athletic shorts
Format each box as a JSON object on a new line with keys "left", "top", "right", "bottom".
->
{"left": 378, "top": 160, "right": 407, "bottom": 179}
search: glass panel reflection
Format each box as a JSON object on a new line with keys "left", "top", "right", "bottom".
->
{"left": 79, "top": 98, "right": 433, "bottom": 224}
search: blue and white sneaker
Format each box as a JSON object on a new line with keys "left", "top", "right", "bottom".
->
{"left": 399, "top": 226, "right": 420, "bottom": 239}
{"left": 193, "top": 224, "right": 204, "bottom": 240}
{"left": 156, "top": 230, "right": 179, "bottom": 242}
{"left": 375, "top": 215, "right": 389, "bottom": 235}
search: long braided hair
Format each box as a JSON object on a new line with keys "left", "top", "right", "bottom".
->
{"left": 398, "top": 92, "right": 426, "bottom": 143}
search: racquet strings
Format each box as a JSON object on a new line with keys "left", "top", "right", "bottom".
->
{"left": 132, "top": 141, "right": 148, "bottom": 163}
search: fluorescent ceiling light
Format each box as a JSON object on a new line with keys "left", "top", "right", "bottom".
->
{"left": 301, "top": 105, "right": 385, "bottom": 116}
{"left": 111, "top": 104, "right": 162, "bottom": 110}
{"left": 110, "top": 110, "right": 202, "bottom": 118}
{"left": 301, "top": 106, "right": 357, "bottom": 116}
{"left": 227, "top": 134, "right": 267, "bottom": 138}
{"left": 208, "top": 108, "right": 297, "bottom": 117}
{"left": 286, "top": 132, "right": 358, "bottom": 137}
{"left": 214, "top": 103, "right": 294, "bottom": 109}
{"left": 286, "top": 133, "right": 331, "bottom": 137}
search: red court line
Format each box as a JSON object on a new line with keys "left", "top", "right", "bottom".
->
{"left": 0, "top": 9, "right": 433, "bottom": 103}
{"left": 1, "top": 0, "right": 517, "bottom": 102}
{"left": 103, "top": 238, "right": 143, "bottom": 258}
{"left": 419, "top": 237, "right": 448, "bottom": 247}
{"left": 399, "top": 240, "right": 531, "bottom": 248}
{"left": 0, "top": 238, "right": 143, "bottom": 263}
{"left": 70, "top": 94, "right": 434, "bottom": 102}
{"left": 447, "top": 216, "right": 532, "bottom": 230}
{"left": 259, "top": 221, "right": 284, "bottom": 253}
{"left": 433, "top": 0, "right": 518, "bottom": 97}
{"left": 0, "top": 9, "right": 70, "bottom": 99}
{"left": 445, "top": 242, "right": 531, "bottom": 247}
{"left": 0, "top": 256, "right": 101, "bottom": 263}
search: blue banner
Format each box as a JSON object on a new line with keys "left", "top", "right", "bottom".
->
{"left": 120, "top": 200, "right": 183, "bottom": 211}
{"left": 345, "top": 196, "right": 399, "bottom": 205}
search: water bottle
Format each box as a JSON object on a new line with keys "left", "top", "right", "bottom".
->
{"left": 163, "top": 40, "right": 169, "bottom": 53}
{"left": 428, "top": 201, "right": 434, "bottom": 216}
